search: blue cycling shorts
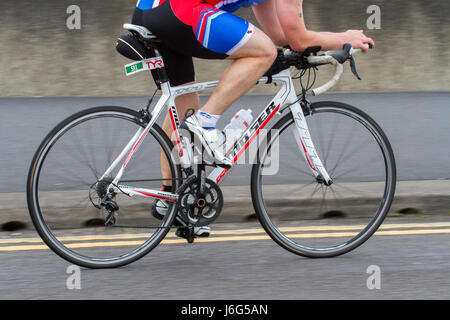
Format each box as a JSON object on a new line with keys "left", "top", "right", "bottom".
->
{"left": 132, "top": 0, "right": 255, "bottom": 86}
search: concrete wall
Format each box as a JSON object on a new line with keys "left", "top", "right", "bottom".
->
{"left": 0, "top": 0, "right": 449, "bottom": 97}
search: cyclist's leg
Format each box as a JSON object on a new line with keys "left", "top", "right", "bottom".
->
{"left": 159, "top": 56, "right": 200, "bottom": 187}
{"left": 133, "top": 3, "right": 207, "bottom": 186}
{"left": 161, "top": 85, "right": 200, "bottom": 187}
{"left": 201, "top": 27, "right": 277, "bottom": 115}
{"left": 133, "top": 1, "right": 213, "bottom": 237}
{"left": 135, "top": 1, "right": 277, "bottom": 117}
{"left": 134, "top": 1, "right": 277, "bottom": 171}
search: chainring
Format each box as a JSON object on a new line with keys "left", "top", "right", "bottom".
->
{"left": 177, "top": 176, "right": 223, "bottom": 227}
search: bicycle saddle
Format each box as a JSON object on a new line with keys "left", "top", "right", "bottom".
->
{"left": 116, "top": 24, "right": 161, "bottom": 61}
{"left": 123, "top": 23, "right": 159, "bottom": 41}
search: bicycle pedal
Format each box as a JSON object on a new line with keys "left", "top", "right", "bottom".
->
{"left": 175, "top": 227, "right": 195, "bottom": 243}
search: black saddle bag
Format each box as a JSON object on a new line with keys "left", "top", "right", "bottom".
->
{"left": 116, "top": 34, "right": 162, "bottom": 88}
{"left": 116, "top": 34, "right": 152, "bottom": 60}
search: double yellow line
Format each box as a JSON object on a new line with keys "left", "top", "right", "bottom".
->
{"left": 1, "top": 222, "right": 450, "bottom": 252}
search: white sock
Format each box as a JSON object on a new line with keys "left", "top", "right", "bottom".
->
{"left": 195, "top": 111, "right": 221, "bottom": 130}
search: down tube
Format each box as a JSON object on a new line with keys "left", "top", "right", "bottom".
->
{"left": 208, "top": 90, "right": 288, "bottom": 184}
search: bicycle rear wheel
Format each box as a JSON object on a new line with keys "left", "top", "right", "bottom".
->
{"left": 27, "top": 106, "right": 181, "bottom": 268}
{"left": 251, "top": 101, "right": 396, "bottom": 258}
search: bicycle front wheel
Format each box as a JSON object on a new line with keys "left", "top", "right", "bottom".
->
{"left": 251, "top": 101, "right": 396, "bottom": 258}
{"left": 27, "top": 106, "right": 181, "bottom": 268}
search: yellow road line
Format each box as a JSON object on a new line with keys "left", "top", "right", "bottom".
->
{"left": 1, "top": 228, "right": 450, "bottom": 252}
{"left": 2, "top": 222, "right": 450, "bottom": 245}
{"left": 167, "top": 228, "right": 450, "bottom": 243}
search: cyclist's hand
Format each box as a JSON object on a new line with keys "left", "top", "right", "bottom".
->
{"left": 341, "top": 30, "right": 374, "bottom": 52}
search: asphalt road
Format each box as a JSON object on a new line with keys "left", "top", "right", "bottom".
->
{"left": 0, "top": 92, "right": 449, "bottom": 194}
{"left": 1, "top": 217, "right": 450, "bottom": 299}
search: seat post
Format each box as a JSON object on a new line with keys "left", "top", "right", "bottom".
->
{"left": 153, "top": 47, "right": 170, "bottom": 85}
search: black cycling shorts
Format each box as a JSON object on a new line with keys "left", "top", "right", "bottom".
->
{"left": 132, "top": 0, "right": 254, "bottom": 86}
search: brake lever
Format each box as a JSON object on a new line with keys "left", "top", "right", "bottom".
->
{"left": 349, "top": 56, "right": 362, "bottom": 80}
{"left": 331, "top": 43, "right": 352, "bottom": 64}
{"left": 330, "top": 43, "right": 362, "bottom": 80}
{"left": 350, "top": 43, "right": 373, "bottom": 80}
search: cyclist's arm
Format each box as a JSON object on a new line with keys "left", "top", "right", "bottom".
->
{"left": 273, "top": 0, "right": 374, "bottom": 52}
{"left": 252, "top": 1, "right": 289, "bottom": 47}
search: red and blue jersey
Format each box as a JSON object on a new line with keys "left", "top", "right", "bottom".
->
{"left": 136, "top": 0, "right": 264, "bottom": 55}
{"left": 137, "top": 0, "right": 267, "bottom": 13}
{"left": 204, "top": 0, "right": 268, "bottom": 12}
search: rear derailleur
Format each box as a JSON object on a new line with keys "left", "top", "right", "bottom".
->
{"left": 89, "top": 178, "right": 119, "bottom": 226}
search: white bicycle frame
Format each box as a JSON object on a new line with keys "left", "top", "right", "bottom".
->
{"left": 101, "top": 43, "right": 363, "bottom": 203}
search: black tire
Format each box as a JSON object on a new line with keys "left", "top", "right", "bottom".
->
{"left": 27, "top": 106, "right": 182, "bottom": 268}
{"left": 251, "top": 101, "right": 396, "bottom": 258}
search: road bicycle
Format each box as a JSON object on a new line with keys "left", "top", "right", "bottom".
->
{"left": 27, "top": 24, "right": 396, "bottom": 268}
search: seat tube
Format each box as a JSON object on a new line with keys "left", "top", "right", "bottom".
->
{"left": 166, "top": 95, "right": 194, "bottom": 170}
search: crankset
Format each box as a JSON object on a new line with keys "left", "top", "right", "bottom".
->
{"left": 176, "top": 175, "right": 223, "bottom": 243}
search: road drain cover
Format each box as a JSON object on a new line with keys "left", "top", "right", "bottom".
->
{"left": 2, "top": 221, "right": 27, "bottom": 232}
{"left": 321, "top": 210, "right": 346, "bottom": 219}
{"left": 84, "top": 218, "right": 106, "bottom": 227}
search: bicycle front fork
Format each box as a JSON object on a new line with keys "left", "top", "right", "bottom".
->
{"left": 289, "top": 101, "right": 333, "bottom": 185}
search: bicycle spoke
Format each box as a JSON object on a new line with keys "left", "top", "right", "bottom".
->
{"left": 329, "top": 185, "right": 344, "bottom": 212}
{"left": 332, "top": 181, "right": 367, "bottom": 197}
{"left": 330, "top": 136, "right": 374, "bottom": 178}
{"left": 309, "top": 183, "right": 321, "bottom": 198}
{"left": 295, "top": 180, "right": 316, "bottom": 193}
{"left": 318, "top": 185, "right": 326, "bottom": 215}
{"left": 321, "top": 112, "right": 341, "bottom": 168}
{"left": 333, "top": 159, "right": 379, "bottom": 181}
{"left": 102, "top": 116, "right": 116, "bottom": 172}
{"left": 64, "top": 135, "right": 100, "bottom": 180}
{"left": 69, "top": 123, "right": 100, "bottom": 180}
{"left": 42, "top": 156, "right": 94, "bottom": 188}
{"left": 85, "top": 118, "right": 99, "bottom": 176}
{"left": 328, "top": 120, "right": 357, "bottom": 177}
{"left": 312, "top": 112, "right": 327, "bottom": 164}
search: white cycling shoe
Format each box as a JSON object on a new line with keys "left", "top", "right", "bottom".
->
{"left": 151, "top": 199, "right": 211, "bottom": 238}
{"left": 181, "top": 114, "right": 232, "bottom": 166}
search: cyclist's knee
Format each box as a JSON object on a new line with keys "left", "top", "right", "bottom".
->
{"left": 228, "top": 27, "right": 276, "bottom": 63}
{"left": 263, "top": 43, "right": 278, "bottom": 65}
{"left": 253, "top": 39, "right": 277, "bottom": 72}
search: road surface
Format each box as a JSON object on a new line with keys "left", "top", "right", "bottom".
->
{"left": 0, "top": 217, "right": 450, "bottom": 299}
